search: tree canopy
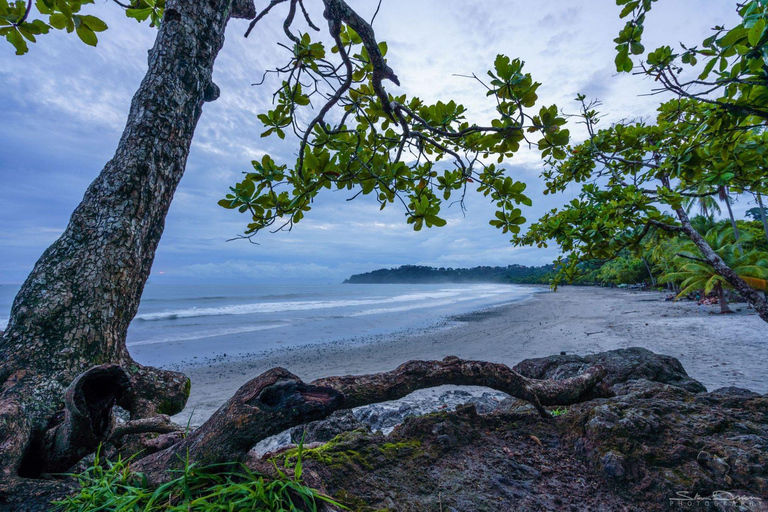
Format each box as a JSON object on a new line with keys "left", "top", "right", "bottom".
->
{"left": 5, "top": 0, "right": 767, "bottom": 319}
{"left": 512, "top": 0, "right": 768, "bottom": 320}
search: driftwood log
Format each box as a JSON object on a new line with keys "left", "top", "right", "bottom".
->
{"left": 0, "top": 356, "right": 606, "bottom": 506}
{"left": 132, "top": 356, "right": 605, "bottom": 483}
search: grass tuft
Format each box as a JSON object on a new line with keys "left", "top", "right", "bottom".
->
{"left": 549, "top": 406, "right": 568, "bottom": 417}
{"left": 54, "top": 445, "right": 345, "bottom": 511}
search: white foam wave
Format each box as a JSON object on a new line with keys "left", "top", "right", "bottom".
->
{"left": 346, "top": 292, "right": 507, "bottom": 317}
{"left": 134, "top": 287, "right": 506, "bottom": 321}
{"left": 127, "top": 323, "right": 287, "bottom": 347}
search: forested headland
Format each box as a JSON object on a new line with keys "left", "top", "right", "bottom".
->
{"left": 344, "top": 264, "right": 554, "bottom": 284}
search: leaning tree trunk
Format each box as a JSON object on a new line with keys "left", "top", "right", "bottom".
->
{"left": 0, "top": 0, "right": 255, "bottom": 493}
{"left": 641, "top": 256, "right": 656, "bottom": 286}
{"left": 673, "top": 205, "right": 768, "bottom": 322}
{"left": 716, "top": 283, "right": 732, "bottom": 314}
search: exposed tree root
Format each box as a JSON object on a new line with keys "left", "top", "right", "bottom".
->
{"left": 312, "top": 355, "right": 607, "bottom": 416}
{"left": 132, "top": 357, "right": 605, "bottom": 483}
{"left": 0, "top": 357, "right": 606, "bottom": 503}
{"left": 34, "top": 365, "right": 130, "bottom": 475}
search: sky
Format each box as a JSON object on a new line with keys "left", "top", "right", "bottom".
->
{"left": 0, "top": 0, "right": 745, "bottom": 284}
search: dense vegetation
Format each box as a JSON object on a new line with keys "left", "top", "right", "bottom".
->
{"left": 514, "top": 0, "right": 768, "bottom": 321}
{"left": 564, "top": 215, "right": 768, "bottom": 313}
{"left": 217, "top": 0, "right": 768, "bottom": 321}
{"left": 344, "top": 264, "right": 554, "bottom": 285}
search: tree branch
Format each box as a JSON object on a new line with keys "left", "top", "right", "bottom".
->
{"left": 131, "top": 357, "right": 606, "bottom": 484}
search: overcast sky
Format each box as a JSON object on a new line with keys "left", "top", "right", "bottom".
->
{"left": 0, "top": 0, "right": 744, "bottom": 284}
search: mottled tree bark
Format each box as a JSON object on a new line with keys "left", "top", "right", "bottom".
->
{"left": 0, "top": 0, "right": 255, "bottom": 503}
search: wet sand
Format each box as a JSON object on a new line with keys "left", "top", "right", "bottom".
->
{"left": 171, "top": 286, "right": 767, "bottom": 426}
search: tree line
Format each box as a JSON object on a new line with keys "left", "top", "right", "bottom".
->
{"left": 344, "top": 264, "right": 554, "bottom": 285}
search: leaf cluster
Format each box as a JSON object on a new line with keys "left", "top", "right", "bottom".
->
{"left": 2, "top": 0, "right": 163, "bottom": 54}
{"left": 220, "top": 17, "right": 568, "bottom": 240}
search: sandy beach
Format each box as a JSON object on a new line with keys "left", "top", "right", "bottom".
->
{"left": 173, "top": 286, "right": 767, "bottom": 426}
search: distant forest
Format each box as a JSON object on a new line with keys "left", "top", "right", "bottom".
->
{"left": 344, "top": 264, "right": 554, "bottom": 284}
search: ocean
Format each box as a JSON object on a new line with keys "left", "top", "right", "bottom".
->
{"left": 0, "top": 282, "right": 537, "bottom": 368}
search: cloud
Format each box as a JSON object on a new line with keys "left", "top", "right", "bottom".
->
{"left": 0, "top": 0, "right": 743, "bottom": 284}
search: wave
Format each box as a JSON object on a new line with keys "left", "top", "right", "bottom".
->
{"left": 141, "top": 295, "right": 231, "bottom": 303}
{"left": 141, "top": 292, "right": 308, "bottom": 303}
{"left": 127, "top": 323, "right": 287, "bottom": 347}
{"left": 134, "top": 288, "right": 507, "bottom": 322}
{"left": 346, "top": 292, "right": 508, "bottom": 317}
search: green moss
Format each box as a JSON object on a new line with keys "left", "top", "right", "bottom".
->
{"left": 380, "top": 440, "right": 422, "bottom": 459}
{"left": 282, "top": 432, "right": 423, "bottom": 471}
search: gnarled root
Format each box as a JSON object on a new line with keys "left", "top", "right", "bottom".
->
{"left": 1, "top": 356, "right": 606, "bottom": 503}
{"left": 123, "top": 363, "right": 190, "bottom": 419}
{"left": 312, "top": 356, "right": 606, "bottom": 417}
{"left": 131, "top": 357, "right": 605, "bottom": 484}
{"left": 25, "top": 364, "right": 131, "bottom": 476}
{"left": 131, "top": 367, "right": 343, "bottom": 483}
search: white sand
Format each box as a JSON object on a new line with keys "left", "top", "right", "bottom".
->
{"left": 173, "top": 286, "right": 767, "bottom": 426}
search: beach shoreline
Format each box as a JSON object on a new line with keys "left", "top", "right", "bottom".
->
{"left": 171, "top": 286, "right": 767, "bottom": 426}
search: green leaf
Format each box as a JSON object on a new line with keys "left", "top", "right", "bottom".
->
{"left": 126, "top": 7, "right": 153, "bottom": 22}
{"left": 75, "top": 24, "right": 97, "bottom": 46}
{"left": 49, "top": 12, "right": 67, "bottom": 29}
{"left": 749, "top": 18, "right": 765, "bottom": 46}
{"left": 79, "top": 14, "right": 107, "bottom": 32}
{"left": 6, "top": 27, "right": 28, "bottom": 54}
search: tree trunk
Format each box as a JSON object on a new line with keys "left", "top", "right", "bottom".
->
{"left": 716, "top": 283, "right": 732, "bottom": 314}
{"left": 673, "top": 205, "right": 768, "bottom": 322}
{"left": 641, "top": 257, "right": 656, "bottom": 286}
{"left": 0, "top": 0, "right": 255, "bottom": 498}
{"left": 757, "top": 192, "right": 768, "bottom": 244}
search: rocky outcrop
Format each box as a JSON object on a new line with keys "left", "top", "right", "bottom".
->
{"left": 564, "top": 380, "right": 767, "bottom": 508}
{"left": 513, "top": 346, "right": 707, "bottom": 395}
{"left": 250, "top": 348, "right": 767, "bottom": 511}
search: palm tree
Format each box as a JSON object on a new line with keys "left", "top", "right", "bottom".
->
{"left": 718, "top": 186, "right": 744, "bottom": 255}
{"left": 684, "top": 184, "right": 721, "bottom": 218}
{"left": 659, "top": 227, "right": 768, "bottom": 313}
{"left": 689, "top": 214, "right": 717, "bottom": 235}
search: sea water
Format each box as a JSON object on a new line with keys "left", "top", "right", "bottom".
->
{"left": 0, "top": 282, "right": 536, "bottom": 368}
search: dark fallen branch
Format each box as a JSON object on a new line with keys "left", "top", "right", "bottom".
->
{"left": 130, "top": 357, "right": 605, "bottom": 484}
{"left": 312, "top": 356, "right": 606, "bottom": 416}
{"left": 130, "top": 368, "right": 343, "bottom": 484}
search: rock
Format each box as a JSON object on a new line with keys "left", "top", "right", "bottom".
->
{"left": 601, "top": 451, "right": 626, "bottom": 480}
{"left": 514, "top": 347, "right": 707, "bottom": 395}
{"left": 697, "top": 450, "right": 730, "bottom": 478}
{"left": 290, "top": 410, "right": 367, "bottom": 445}
{"left": 563, "top": 380, "right": 768, "bottom": 506}
{"left": 247, "top": 350, "right": 767, "bottom": 511}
